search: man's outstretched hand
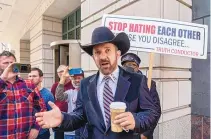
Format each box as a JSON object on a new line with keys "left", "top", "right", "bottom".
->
{"left": 35, "top": 101, "right": 63, "bottom": 129}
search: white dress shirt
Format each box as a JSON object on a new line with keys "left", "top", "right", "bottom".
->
{"left": 97, "top": 67, "right": 119, "bottom": 126}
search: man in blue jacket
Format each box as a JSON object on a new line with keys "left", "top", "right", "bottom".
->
{"left": 121, "top": 53, "right": 161, "bottom": 139}
{"left": 35, "top": 26, "right": 161, "bottom": 139}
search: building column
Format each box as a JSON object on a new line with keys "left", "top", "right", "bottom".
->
{"left": 20, "top": 40, "right": 30, "bottom": 64}
{"left": 69, "top": 40, "right": 81, "bottom": 68}
{"left": 30, "top": 16, "right": 62, "bottom": 89}
{"left": 20, "top": 40, "right": 30, "bottom": 79}
{"left": 59, "top": 46, "right": 68, "bottom": 65}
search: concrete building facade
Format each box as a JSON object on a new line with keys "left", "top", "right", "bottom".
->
{"left": 0, "top": 0, "right": 209, "bottom": 138}
{"left": 191, "top": 0, "right": 210, "bottom": 139}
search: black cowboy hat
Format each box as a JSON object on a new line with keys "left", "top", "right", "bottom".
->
{"left": 80, "top": 27, "right": 130, "bottom": 56}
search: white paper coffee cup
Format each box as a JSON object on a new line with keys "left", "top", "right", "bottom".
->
{"left": 110, "top": 102, "right": 127, "bottom": 132}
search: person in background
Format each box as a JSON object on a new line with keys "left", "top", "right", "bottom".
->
{"left": 29, "top": 68, "right": 55, "bottom": 139}
{"left": 51, "top": 65, "right": 74, "bottom": 139}
{"left": 121, "top": 53, "right": 161, "bottom": 139}
{"left": 121, "top": 53, "right": 142, "bottom": 74}
{"left": 0, "top": 51, "right": 46, "bottom": 139}
{"left": 56, "top": 67, "right": 86, "bottom": 139}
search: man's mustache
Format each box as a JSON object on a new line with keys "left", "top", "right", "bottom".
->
{"left": 99, "top": 60, "right": 110, "bottom": 63}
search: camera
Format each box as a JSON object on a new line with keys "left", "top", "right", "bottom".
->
{"left": 12, "top": 63, "right": 31, "bottom": 73}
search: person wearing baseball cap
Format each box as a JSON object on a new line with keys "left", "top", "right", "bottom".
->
{"left": 55, "top": 67, "right": 87, "bottom": 139}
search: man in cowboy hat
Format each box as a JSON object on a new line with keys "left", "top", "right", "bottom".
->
{"left": 121, "top": 53, "right": 161, "bottom": 139}
{"left": 35, "top": 26, "right": 161, "bottom": 139}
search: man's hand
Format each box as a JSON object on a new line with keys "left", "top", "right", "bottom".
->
{"left": 113, "top": 112, "right": 135, "bottom": 131}
{"left": 59, "top": 66, "right": 70, "bottom": 84}
{"left": 28, "top": 129, "right": 39, "bottom": 139}
{"left": 0, "top": 63, "right": 18, "bottom": 82}
{"left": 35, "top": 101, "right": 63, "bottom": 129}
{"left": 141, "top": 134, "right": 148, "bottom": 139}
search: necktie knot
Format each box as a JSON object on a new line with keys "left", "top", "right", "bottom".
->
{"left": 103, "top": 76, "right": 111, "bottom": 82}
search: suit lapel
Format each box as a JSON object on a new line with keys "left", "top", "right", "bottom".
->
{"left": 114, "top": 69, "right": 131, "bottom": 102}
{"left": 106, "top": 67, "right": 131, "bottom": 132}
{"left": 87, "top": 74, "right": 106, "bottom": 131}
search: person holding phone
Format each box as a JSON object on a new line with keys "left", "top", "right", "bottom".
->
{"left": 55, "top": 67, "right": 86, "bottom": 139}
{"left": 0, "top": 51, "right": 46, "bottom": 139}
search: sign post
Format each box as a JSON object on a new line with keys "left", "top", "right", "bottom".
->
{"left": 147, "top": 52, "right": 154, "bottom": 89}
